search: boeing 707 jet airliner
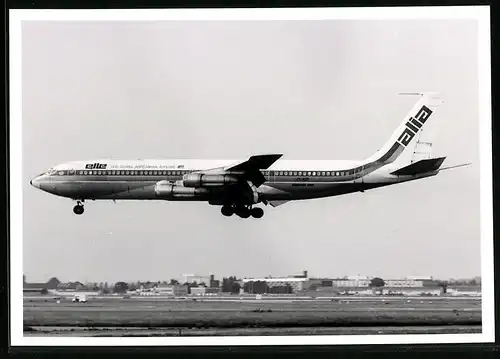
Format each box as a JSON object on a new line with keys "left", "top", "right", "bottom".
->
{"left": 30, "top": 93, "right": 469, "bottom": 219}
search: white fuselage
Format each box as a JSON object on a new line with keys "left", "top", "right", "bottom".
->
{"left": 30, "top": 158, "right": 434, "bottom": 203}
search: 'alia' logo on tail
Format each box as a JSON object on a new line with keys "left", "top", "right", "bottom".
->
{"left": 397, "top": 105, "right": 433, "bottom": 147}
{"left": 85, "top": 163, "right": 107, "bottom": 169}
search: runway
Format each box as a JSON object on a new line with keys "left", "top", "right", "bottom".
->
{"left": 23, "top": 296, "right": 482, "bottom": 337}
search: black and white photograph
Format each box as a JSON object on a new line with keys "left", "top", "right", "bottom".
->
{"left": 9, "top": 6, "right": 493, "bottom": 346}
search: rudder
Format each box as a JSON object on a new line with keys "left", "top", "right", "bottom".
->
{"left": 366, "top": 92, "right": 444, "bottom": 169}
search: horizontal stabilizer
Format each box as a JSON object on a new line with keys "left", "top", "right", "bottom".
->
{"left": 391, "top": 157, "right": 446, "bottom": 176}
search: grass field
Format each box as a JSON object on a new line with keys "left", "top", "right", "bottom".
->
{"left": 24, "top": 297, "right": 482, "bottom": 330}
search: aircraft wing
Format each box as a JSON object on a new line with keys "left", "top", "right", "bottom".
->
{"left": 225, "top": 154, "right": 283, "bottom": 187}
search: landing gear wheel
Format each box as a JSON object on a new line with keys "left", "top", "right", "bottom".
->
{"left": 251, "top": 207, "right": 264, "bottom": 218}
{"left": 235, "top": 206, "right": 250, "bottom": 218}
{"left": 73, "top": 205, "right": 84, "bottom": 215}
{"left": 221, "top": 205, "right": 233, "bottom": 217}
{"left": 238, "top": 209, "right": 250, "bottom": 219}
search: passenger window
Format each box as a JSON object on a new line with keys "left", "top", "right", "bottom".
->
{"left": 321, "top": 172, "right": 325, "bottom": 176}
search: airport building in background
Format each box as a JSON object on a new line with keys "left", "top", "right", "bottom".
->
{"left": 191, "top": 286, "right": 221, "bottom": 296}
{"left": 182, "top": 273, "right": 211, "bottom": 285}
{"left": 241, "top": 272, "right": 445, "bottom": 295}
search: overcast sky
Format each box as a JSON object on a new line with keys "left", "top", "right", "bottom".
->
{"left": 22, "top": 19, "right": 480, "bottom": 283}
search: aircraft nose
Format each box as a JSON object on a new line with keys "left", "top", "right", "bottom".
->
{"left": 30, "top": 177, "right": 41, "bottom": 189}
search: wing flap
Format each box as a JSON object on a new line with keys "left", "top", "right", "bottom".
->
{"left": 269, "top": 200, "right": 289, "bottom": 208}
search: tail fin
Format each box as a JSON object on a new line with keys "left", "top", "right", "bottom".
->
{"left": 365, "top": 92, "right": 444, "bottom": 169}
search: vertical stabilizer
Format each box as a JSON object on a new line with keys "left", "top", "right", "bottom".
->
{"left": 365, "top": 92, "right": 444, "bottom": 169}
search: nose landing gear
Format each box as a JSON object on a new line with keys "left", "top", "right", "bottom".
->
{"left": 73, "top": 201, "right": 84, "bottom": 215}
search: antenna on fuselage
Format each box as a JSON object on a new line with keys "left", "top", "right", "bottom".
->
{"left": 398, "top": 92, "right": 442, "bottom": 99}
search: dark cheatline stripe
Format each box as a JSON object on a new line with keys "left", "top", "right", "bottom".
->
{"left": 377, "top": 142, "right": 403, "bottom": 164}
{"left": 48, "top": 138, "right": 408, "bottom": 184}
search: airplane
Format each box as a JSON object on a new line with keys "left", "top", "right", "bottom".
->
{"left": 30, "top": 92, "right": 470, "bottom": 219}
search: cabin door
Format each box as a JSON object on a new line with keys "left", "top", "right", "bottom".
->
{"left": 354, "top": 166, "right": 364, "bottom": 184}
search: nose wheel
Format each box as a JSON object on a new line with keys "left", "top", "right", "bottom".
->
{"left": 73, "top": 201, "right": 84, "bottom": 215}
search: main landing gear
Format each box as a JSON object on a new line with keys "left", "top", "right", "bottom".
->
{"left": 221, "top": 205, "right": 264, "bottom": 219}
{"left": 73, "top": 200, "right": 84, "bottom": 215}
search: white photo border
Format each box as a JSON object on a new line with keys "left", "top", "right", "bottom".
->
{"left": 9, "top": 5, "right": 493, "bottom": 346}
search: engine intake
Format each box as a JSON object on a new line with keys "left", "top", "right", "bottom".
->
{"left": 154, "top": 181, "right": 209, "bottom": 198}
{"left": 183, "top": 173, "right": 238, "bottom": 188}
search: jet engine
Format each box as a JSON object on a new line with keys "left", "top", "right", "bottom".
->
{"left": 182, "top": 173, "right": 238, "bottom": 188}
{"left": 154, "top": 181, "right": 209, "bottom": 198}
